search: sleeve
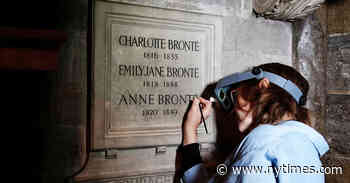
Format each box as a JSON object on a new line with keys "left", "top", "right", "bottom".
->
{"left": 180, "top": 143, "right": 203, "bottom": 172}
{"left": 182, "top": 164, "right": 210, "bottom": 183}
{"left": 180, "top": 143, "right": 210, "bottom": 183}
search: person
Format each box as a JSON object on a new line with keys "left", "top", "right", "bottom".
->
{"left": 180, "top": 63, "right": 329, "bottom": 183}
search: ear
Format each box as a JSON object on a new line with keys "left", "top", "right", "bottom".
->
{"left": 258, "top": 78, "right": 270, "bottom": 89}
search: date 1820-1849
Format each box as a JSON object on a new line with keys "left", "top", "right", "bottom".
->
{"left": 142, "top": 108, "right": 178, "bottom": 117}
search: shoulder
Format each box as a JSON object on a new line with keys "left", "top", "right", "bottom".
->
{"left": 243, "top": 120, "right": 318, "bottom": 145}
{"left": 237, "top": 121, "right": 323, "bottom": 154}
{"left": 233, "top": 124, "right": 282, "bottom": 159}
{"left": 240, "top": 123, "right": 285, "bottom": 148}
{"left": 240, "top": 120, "right": 327, "bottom": 159}
{"left": 231, "top": 121, "right": 327, "bottom": 182}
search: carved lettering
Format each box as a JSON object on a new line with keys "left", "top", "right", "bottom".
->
{"left": 116, "top": 94, "right": 196, "bottom": 105}
{"left": 116, "top": 35, "right": 200, "bottom": 52}
{"left": 93, "top": 0, "right": 219, "bottom": 148}
{"left": 158, "top": 94, "right": 197, "bottom": 105}
{"left": 118, "top": 94, "right": 155, "bottom": 105}
{"left": 168, "top": 39, "right": 200, "bottom": 52}
{"left": 117, "top": 64, "right": 199, "bottom": 78}
{"left": 110, "top": 174, "right": 173, "bottom": 183}
{"left": 166, "top": 66, "right": 199, "bottom": 78}
{"left": 118, "top": 65, "right": 166, "bottom": 78}
{"left": 118, "top": 35, "right": 167, "bottom": 49}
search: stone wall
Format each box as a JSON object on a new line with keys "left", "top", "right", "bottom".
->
{"left": 292, "top": 11, "right": 328, "bottom": 133}
{"left": 325, "top": 34, "right": 350, "bottom": 182}
{"left": 4, "top": 0, "right": 349, "bottom": 182}
{"left": 292, "top": 2, "right": 350, "bottom": 182}
{"left": 46, "top": 0, "right": 292, "bottom": 182}
{"left": 325, "top": 0, "right": 350, "bottom": 182}
{"left": 327, "top": 0, "right": 350, "bottom": 34}
{"left": 41, "top": 0, "right": 88, "bottom": 182}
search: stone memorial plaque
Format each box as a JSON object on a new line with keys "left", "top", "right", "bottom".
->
{"left": 93, "top": 1, "right": 222, "bottom": 149}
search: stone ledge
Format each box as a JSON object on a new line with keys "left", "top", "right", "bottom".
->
{"left": 104, "top": 0, "right": 230, "bottom": 16}
{"left": 328, "top": 90, "right": 350, "bottom": 95}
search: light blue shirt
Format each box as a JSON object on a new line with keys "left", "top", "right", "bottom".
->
{"left": 182, "top": 121, "right": 329, "bottom": 183}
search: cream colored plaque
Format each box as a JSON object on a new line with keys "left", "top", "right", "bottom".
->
{"left": 93, "top": 1, "right": 222, "bottom": 149}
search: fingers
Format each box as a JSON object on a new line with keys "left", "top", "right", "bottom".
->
{"left": 192, "top": 97, "right": 200, "bottom": 105}
{"left": 186, "top": 97, "right": 212, "bottom": 125}
{"left": 192, "top": 97, "right": 211, "bottom": 109}
{"left": 198, "top": 97, "right": 211, "bottom": 105}
{"left": 192, "top": 97, "right": 211, "bottom": 111}
{"left": 183, "top": 97, "right": 212, "bottom": 141}
{"left": 197, "top": 97, "right": 212, "bottom": 119}
{"left": 192, "top": 96, "right": 210, "bottom": 104}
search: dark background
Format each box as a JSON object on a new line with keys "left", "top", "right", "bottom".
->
{"left": 1, "top": 1, "right": 70, "bottom": 182}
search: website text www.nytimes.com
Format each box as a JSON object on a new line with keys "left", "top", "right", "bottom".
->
{"left": 216, "top": 164, "right": 343, "bottom": 177}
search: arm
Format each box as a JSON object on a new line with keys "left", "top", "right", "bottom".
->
{"left": 181, "top": 97, "right": 212, "bottom": 183}
{"left": 180, "top": 143, "right": 203, "bottom": 172}
{"left": 183, "top": 97, "right": 212, "bottom": 145}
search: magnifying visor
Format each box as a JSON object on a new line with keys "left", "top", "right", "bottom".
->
{"left": 214, "top": 67, "right": 305, "bottom": 111}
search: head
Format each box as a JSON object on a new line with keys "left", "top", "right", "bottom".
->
{"left": 217, "top": 63, "right": 310, "bottom": 133}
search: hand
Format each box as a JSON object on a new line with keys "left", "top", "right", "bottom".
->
{"left": 183, "top": 97, "right": 212, "bottom": 145}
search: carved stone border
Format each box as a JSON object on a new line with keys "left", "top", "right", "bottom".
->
{"left": 92, "top": 1, "right": 222, "bottom": 149}
{"left": 80, "top": 172, "right": 174, "bottom": 183}
{"left": 253, "top": 0, "right": 325, "bottom": 21}
{"left": 104, "top": 13, "right": 214, "bottom": 138}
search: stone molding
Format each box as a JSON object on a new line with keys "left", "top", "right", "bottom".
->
{"left": 253, "top": 0, "right": 325, "bottom": 21}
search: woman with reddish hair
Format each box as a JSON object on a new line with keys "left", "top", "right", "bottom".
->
{"left": 180, "top": 63, "right": 329, "bottom": 183}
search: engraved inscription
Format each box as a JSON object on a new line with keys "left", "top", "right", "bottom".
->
{"left": 108, "top": 173, "right": 173, "bottom": 183}
{"left": 116, "top": 35, "right": 200, "bottom": 52}
{"left": 93, "top": 1, "right": 221, "bottom": 148}
{"left": 105, "top": 13, "right": 212, "bottom": 137}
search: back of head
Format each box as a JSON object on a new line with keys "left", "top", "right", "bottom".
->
{"left": 258, "top": 63, "right": 309, "bottom": 98}
{"left": 240, "top": 63, "right": 311, "bottom": 131}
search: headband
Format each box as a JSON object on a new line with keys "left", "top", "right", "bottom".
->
{"left": 214, "top": 67, "right": 307, "bottom": 111}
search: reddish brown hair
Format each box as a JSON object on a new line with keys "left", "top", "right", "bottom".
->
{"left": 237, "top": 63, "right": 311, "bottom": 132}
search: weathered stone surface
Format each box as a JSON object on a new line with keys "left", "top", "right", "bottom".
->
{"left": 42, "top": 125, "right": 86, "bottom": 183}
{"left": 50, "top": 0, "right": 293, "bottom": 182}
{"left": 324, "top": 4, "right": 350, "bottom": 183}
{"left": 327, "top": 0, "right": 350, "bottom": 34}
{"left": 55, "top": 32, "right": 87, "bottom": 125}
{"left": 322, "top": 155, "right": 350, "bottom": 183}
{"left": 327, "top": 34, "right": 350, "bottom": 91}
{"left": 44, "top": 1, "right": 88, "bottom": 182}
{"left": 326, "top": 94, "right": 350, "bottom": 155}
{"left": 253, "top": 0, "right": 325, "bottom": 21}
{"left": 92, "top": 1, "right": 221, "bottom": 149}
{"left": 292, "top": 14, "right": 327, "bottom": 131}
{"left": 223, "top": 14, "right": 292, "bottom": 76}
{"left": 80, "top": 172, "right": 174, "bottom": 183}
{"left": 108, "top": 0, "right": 228, "bottom": 16}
